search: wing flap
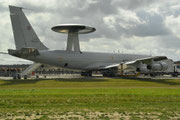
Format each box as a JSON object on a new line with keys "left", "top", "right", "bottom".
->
{"left": 125, "top": 56, "right": 168, "bottom": 66}
{"left": 98, "top": 63, "right": 120, "bottom": 70}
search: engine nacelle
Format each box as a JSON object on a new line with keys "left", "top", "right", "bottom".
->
{"left": 147, "top": 62, "right": 168, "bottom": 71}
{"left": 136, "top": 66, "right": 149, "bottom": 74}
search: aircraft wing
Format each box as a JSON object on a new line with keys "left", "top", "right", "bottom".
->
{"left": 88, "top": 56, "right": 168, "bottom": 70}
{"left": 125, "top": 56, "right": 168, "bottom": 66}
{"left": 97, "top": 63, "right": 120, "bottom": 70}
{"left": 85, "top": 63, "right": 120, "bottom": 70}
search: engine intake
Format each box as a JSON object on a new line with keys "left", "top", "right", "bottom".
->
{"left": 147, "top": 62, "right": 168, "bottom": 71}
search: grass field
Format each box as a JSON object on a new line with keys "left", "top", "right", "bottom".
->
{"left": 0, "top": 77, "right": 180, "bottom": 119}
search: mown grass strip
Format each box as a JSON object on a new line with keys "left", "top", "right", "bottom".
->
{"left": 0, "top": 78, "right": 179, "bottom": 119}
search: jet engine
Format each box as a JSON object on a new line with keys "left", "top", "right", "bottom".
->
{"left": 136, "top": 66, "right": 149, "bottom": 74}
{"left": 147, "top": 62, "right": 168, "bottom": 71}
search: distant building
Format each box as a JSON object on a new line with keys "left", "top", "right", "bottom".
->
{"left": 0, "top": 64, "right": 29, "bottom": 76}
{"left": 0, "top": 64, "right": 79, "bottom": 77}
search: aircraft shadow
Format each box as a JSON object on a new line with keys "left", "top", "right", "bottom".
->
{"left": 54, "top": 78, "right": 108, "bottom": 82}
{"left": 114, "top": 77, "right": 180, "bottom": 86}
{"left": 0, "top": 77, "right": 179, "bottom": 86}
{"left": 0, "top": 79, "right": 40, "bottom": 86}
{"left": 0, "top": 77, "right": 108, "bottom": 86}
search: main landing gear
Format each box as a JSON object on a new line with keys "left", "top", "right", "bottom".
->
{"left": 81, "top": 71, "right": 92, "bottom": 77}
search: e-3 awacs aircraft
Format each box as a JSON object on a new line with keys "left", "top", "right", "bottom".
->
{"left": 6, "top": 5, "right": 168, "bottom": 78}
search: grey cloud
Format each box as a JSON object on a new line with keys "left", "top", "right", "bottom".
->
{"left": 19, "top": 0, "right": 122, "bottom": 47}
{"left": 112, "top": 0, "right": 158, "bottom": 10}
{"left": 131, "top": 12, "right": 171, "bottom": 37}
{"left": 158, "top": 35, "right": 180, "bottom": 49}
{"left": 0, "top": 4, "right": 7, "bottom": 12}
{"left": 21, "top": 0, "right": 171, "bottom": 47}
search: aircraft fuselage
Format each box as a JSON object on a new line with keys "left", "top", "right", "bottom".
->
{"left": 29, "top": 50, "right": 149, "bottom": 71}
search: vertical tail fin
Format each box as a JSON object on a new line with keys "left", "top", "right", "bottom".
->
{"left": 9, "top": 5, "right": 48, "bottom": 50}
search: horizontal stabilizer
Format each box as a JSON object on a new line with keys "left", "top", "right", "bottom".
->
{"left": 8, "top": 48, "right": 40, "bottom": 58}
{"left": 0, "top": 52, "right": 9, "bottom": 54}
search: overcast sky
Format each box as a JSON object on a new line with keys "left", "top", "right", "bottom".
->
{"left": 0, "top": 0, "right": 180, "bottom": 64}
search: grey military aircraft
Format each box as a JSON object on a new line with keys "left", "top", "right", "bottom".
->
{"left": 7, "top": 5, "right": 168, "bottom": 78}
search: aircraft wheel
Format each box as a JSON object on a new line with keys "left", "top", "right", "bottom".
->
{"left": 13, "top": 75, "right": 17, "bottom": 79}
{"left": 103, "top": 73, "right": 115, "bottom": 77}
{"left": 17, "top": 74, "right": 21, "bottom": 79}
{"left": 24, "top": 75, "right": 27, "bottom": 79}
{"left": 81, "top": 72, "right": 92, "bottom": 77}
{"left": 172, "top": 73, "right": 178, "bottom": 77}
{"left": 150, "top": 73, "right": 156, "bottom": 77}
{"left": 36, "top": 75, "right": 39, "bottom": 79}
{"left": 103, "top": 73, "right": 107, "bottom": 77}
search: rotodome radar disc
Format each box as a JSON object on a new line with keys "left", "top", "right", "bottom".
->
{"left": 51, "top": 24, "right": 96, "bottom": 34}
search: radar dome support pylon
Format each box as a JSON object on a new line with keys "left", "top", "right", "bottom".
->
{"left": 67, "top": 32, "right": 80, "bottom": 52}
{"left": 51, "top": 24, "right": 96, "bottom": 52}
